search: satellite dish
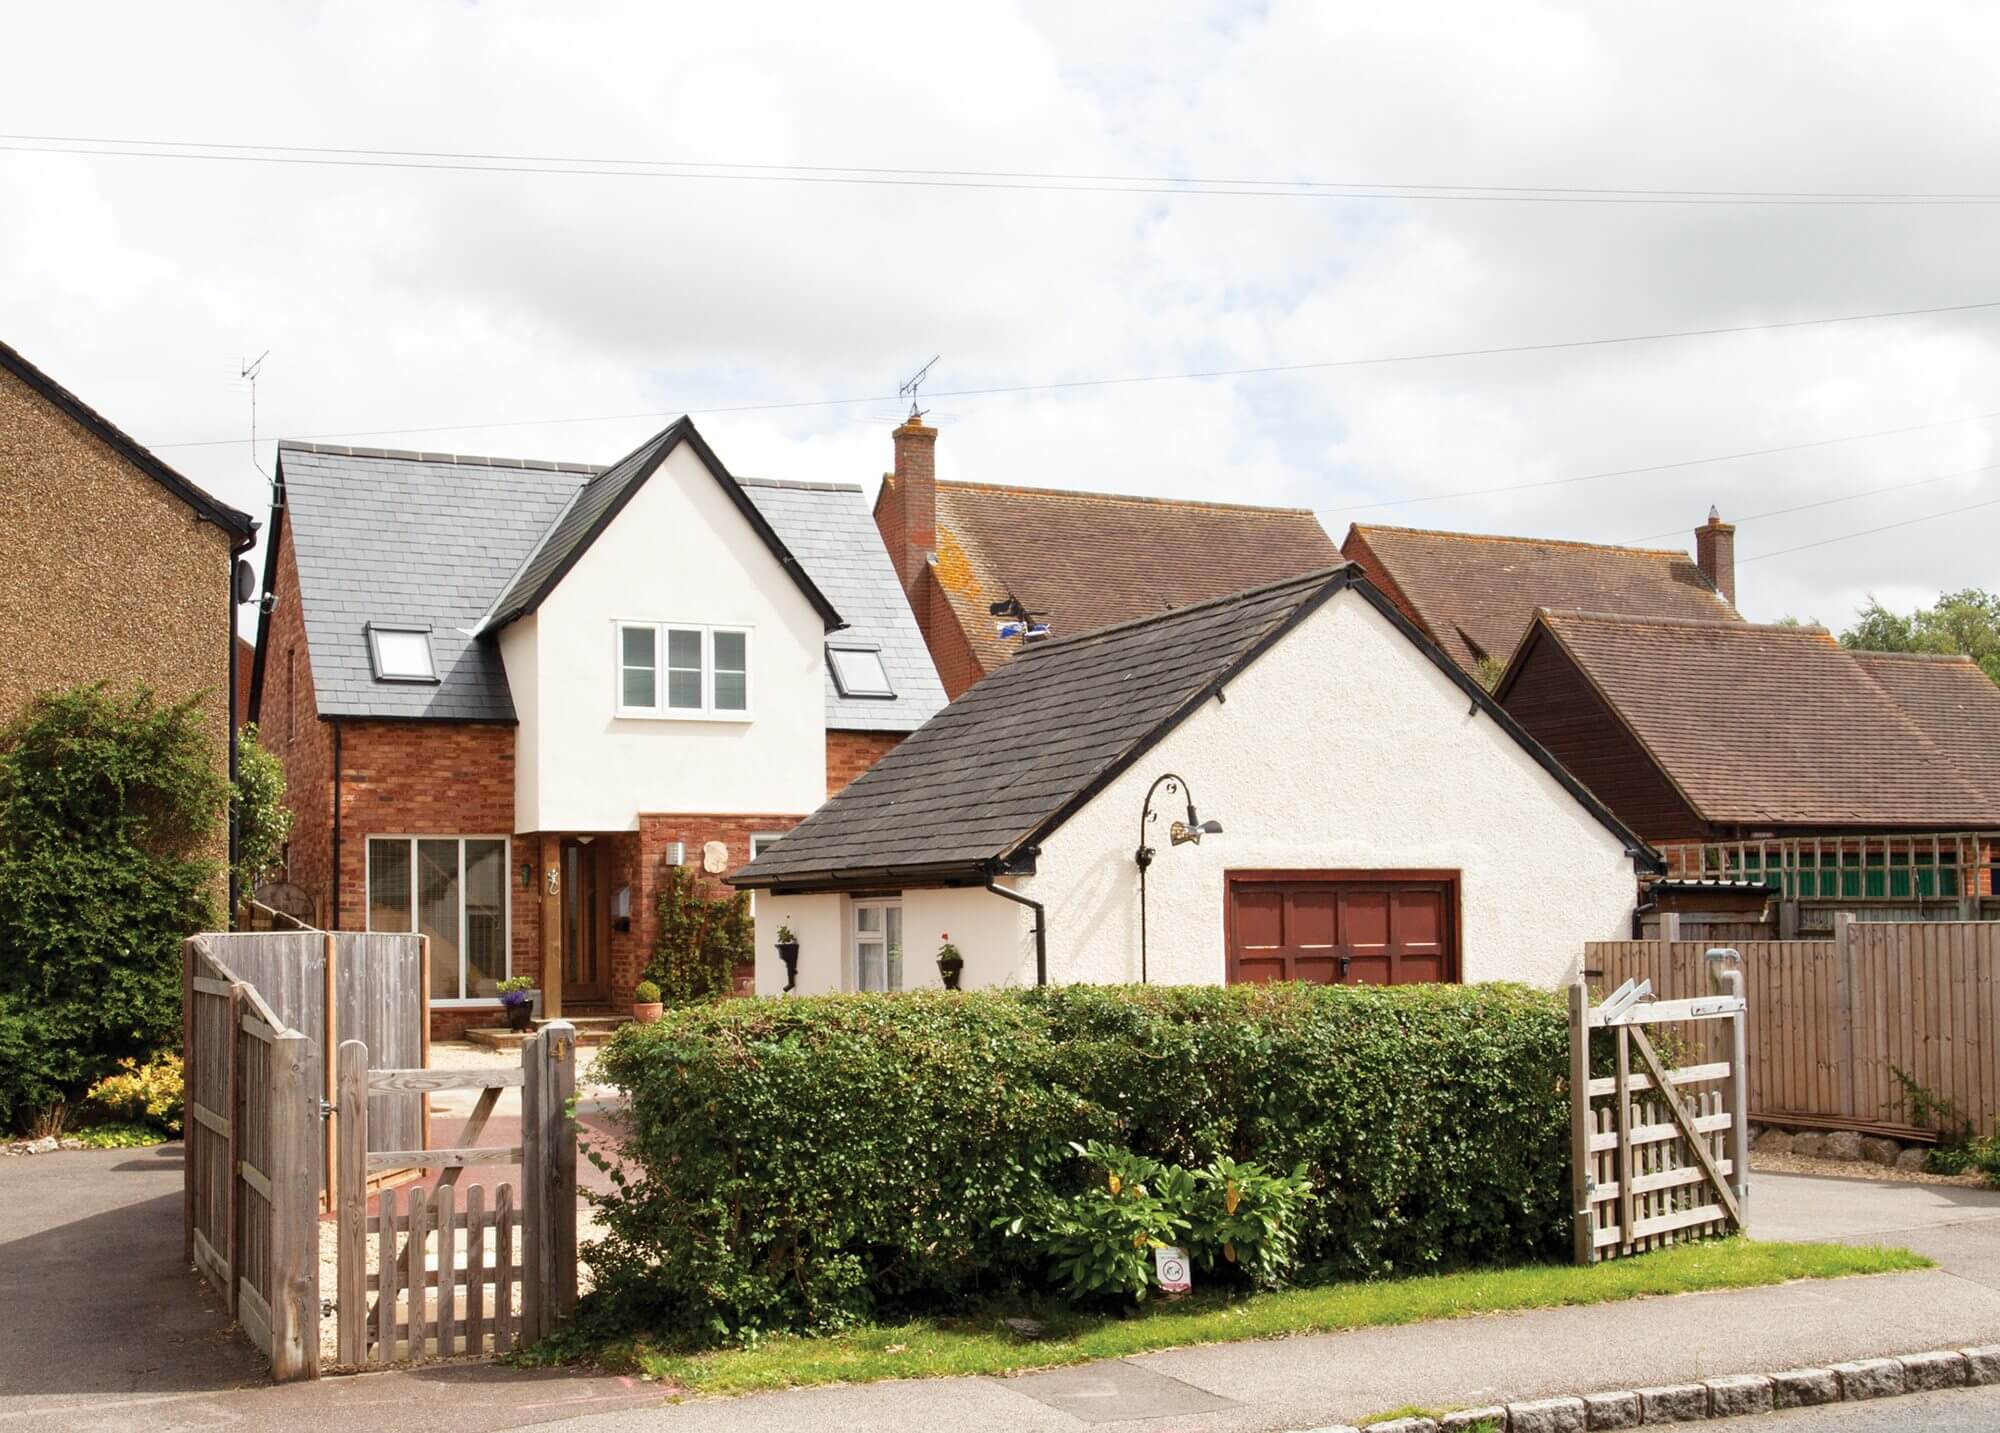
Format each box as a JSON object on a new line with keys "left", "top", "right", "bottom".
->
{"left": 234, "top": 558, "right": 257, "bottom": 605}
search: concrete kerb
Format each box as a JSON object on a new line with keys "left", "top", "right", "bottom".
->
{"left": 1294, "top": 1344, "right": 2000, "bottom": 1432}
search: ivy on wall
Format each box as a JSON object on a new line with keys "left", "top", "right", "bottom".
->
{"left": 646, "top": 862, "right": 752, "bottom": 1005}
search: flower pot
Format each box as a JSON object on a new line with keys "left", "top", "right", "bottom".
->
{"left": 632, "top": 1001, "right": 664, "bottom": 1024}
{"left": 502, "top": 997, "right": 533, "bottom": 1032}
{"left": 938, "top": 959, "right": 964, "bottom": 991}
{"left": 776, "top": 940, "right": 801, "bottom": 992}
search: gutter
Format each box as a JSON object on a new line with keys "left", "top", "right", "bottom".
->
{"left": 982, "top": 875, "right": 1047, "bottom": 987}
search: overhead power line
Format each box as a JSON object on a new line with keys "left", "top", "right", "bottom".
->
{"left": 1742, "top": 491, "right": 2000, "bottom": 564}
{"left": 139, "top": 295, "right": 2000, "bottom": 452}
{"left": 8, "top": 133, "right": 2000, "bottom": 206}
{"left": 1624, "top": 458, "right": 2000, "bottom": 543}
{"left": 1325, "top": 408, "right": 2000, "bottom": 518}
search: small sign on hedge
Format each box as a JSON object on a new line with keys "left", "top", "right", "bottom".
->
{"left": 1154, "top": 1246, "right": 1191, "bottom": 1295}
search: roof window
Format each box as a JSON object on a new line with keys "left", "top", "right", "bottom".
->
{"left": 366, "top": 624, "right": 439, "bottom": 684}
{"left": 828, "top": 644, "right": 894, "bottom": 698}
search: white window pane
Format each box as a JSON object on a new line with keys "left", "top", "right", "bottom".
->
{"left": 713, "top": 630, "right": 747, "bottom": 673}
{"left": 829, "top": 647, "right": 892, "bottom": 697}
{"left": 856, "top": 906, "right": 880, "bottom": 933}
{"left": 418, "top": 839, "right": 462, "bottom": 1001}
{"left": 368, "top": 840, "right": 412, "bottom": 932}
{"left": 714, "top": 670, "right": 747, "bottom": 711}
{"left": 373, "top": 629, "right": 435, "bottom": 680}
{"left": 858, "top": 941, "right": 885, "bottom": 992}
{"left": 885, "top": 907, "right": 902, "bottom": 991}
{"left": 666, "top": 628, "right": 703, "bottom": 670}
{"left": 667, "top": 669, "right": 702, "bottom": 709}
{"left": 621, "top": 625, "right": 656, "bottom": 668}
{"left": 464, "top": 839, "right": 507, "bottom": 998}
{"left": 623, "top": 666, "right": 657, "bottom": 708}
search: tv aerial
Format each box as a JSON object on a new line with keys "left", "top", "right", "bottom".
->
{"left": 898, "top": 354, "right": 940, "bottom": 420}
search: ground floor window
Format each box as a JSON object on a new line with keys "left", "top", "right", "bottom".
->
{"left": 366, "top": 835, "right": 511, "bottom": 1001}
{"left": 853, "top": 898, "right": 902, "bottom": 992}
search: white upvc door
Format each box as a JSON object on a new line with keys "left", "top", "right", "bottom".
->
{"left": 853, "top": 899, "right": 904, "bottom": 992}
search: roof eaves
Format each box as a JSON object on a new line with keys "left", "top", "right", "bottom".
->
{"left": 1, "top": 336, "right": 257, "bottom": 537}
{"left": 472, "top": 479, "right": 588, "bottom": 635}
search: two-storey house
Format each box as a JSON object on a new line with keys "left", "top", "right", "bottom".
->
{"left": 250, "top": 418, "right": 944, "bottom": 1037}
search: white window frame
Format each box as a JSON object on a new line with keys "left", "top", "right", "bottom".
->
{"left": 827, "top": 643, "right": 896, "bottom": 699}
{"left": 748, "top": 831, "right": 786, "bottom": 917}
{"left": 365, "top": 623, "right": 440, "bottom": 684}
{"left": 850, "top": 896, "right": 904, "bottom": 993}
{"left": 363, "top": 834, "right": 512, "bottom": 1006}
{"left": 612, "top": 620, "right": 753, "bottom": 721}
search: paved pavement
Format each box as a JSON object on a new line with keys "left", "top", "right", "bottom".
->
{"left": 8, "top": 1141, "right": 1998, "bottom": 1433}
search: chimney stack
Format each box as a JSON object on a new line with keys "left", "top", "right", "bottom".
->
{"left": 885, "top": 415, "right": 938, "bottom": 591}
{"left": 1696, "top": 506, "right": 1736, "bottom": 608}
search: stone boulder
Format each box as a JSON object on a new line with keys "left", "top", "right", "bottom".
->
{"left": 1822, "top": 1131, "right": 1865, "bottom": 1162}
{"left": 1754, "top": 1128, "right": 1795, "bottom": 1155}
{"left": 1790, "top": 1132, "right": 1828, "bottom": 1158}
{"left": 1859, "top": 1136, "right": 1902, "bottom": 1167}
{"left": 1895, "top": 1148, "right": 1931, "bottom": 1173}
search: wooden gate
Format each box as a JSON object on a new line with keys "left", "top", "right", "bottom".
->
{"left": 183, "top": 939, "right": 320, "bottom": 1381}
{"left": 334, "top": 1023, "right": 578, "bottom": 1367}
{"left": 1568, "top": 952, "right": 1750, "bottom": 1264}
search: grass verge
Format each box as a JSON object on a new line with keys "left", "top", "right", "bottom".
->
{"left": 628, "top": 1239, "right": 1926, "bottom": 1396}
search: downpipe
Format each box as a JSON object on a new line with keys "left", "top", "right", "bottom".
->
{"left": 983, "top": 879, "right": 1047, "bottom": 987}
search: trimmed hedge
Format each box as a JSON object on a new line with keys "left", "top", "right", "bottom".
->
{"left": 588, "top": 982, "right": 1571, "bottom": 1344}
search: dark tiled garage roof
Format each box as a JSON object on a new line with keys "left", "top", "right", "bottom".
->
{"left": 734, "top": 568, "right": 1652, "bottom": 889}
{"left": 1507, "top": 610, "right": 2000, "bottom": 828}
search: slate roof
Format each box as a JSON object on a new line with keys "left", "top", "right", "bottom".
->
{"left": 740, "top": 477, "right": 947, "bottom": 732}
{"left": 1, "top": 335, "right": 256, "bottom": 537}
{"left": 1501, "top": 610, "right": 2000, "bottom": 828}
{"left": 273, "top": 443, "right": 583, "bottom": 721}
{"left": 733, "top": 568, "right": 1652, "bottom": 890}
{"left": 478, "top": 418, "right": 840, "bottom": 633}
{"left": 1343, "top": 524, "right": 1737, "bottom": 677}
{"left": 923, "top": 481, "right": 1339, "bottom": 675}
{"left": 265, "top": 431, "right": 934, "bottom": 729}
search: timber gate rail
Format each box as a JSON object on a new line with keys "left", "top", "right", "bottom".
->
{"left": 1569, "top": 950, "right": 1750, "bottom": 1264}
{"left": 334, "top": 1025, "right": 578, "bottom": 1368}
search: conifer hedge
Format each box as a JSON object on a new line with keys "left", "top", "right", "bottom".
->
{"left": 588, "top": 982, "right": 1571, "bottom": 1344}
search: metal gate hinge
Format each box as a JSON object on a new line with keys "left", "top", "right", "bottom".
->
{"left": 318, "top": 1098, "right": 335, "bottom": 1120}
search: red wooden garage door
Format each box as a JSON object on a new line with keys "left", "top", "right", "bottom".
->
{"left": 1226, "top": 872, "right": 1458, "bottom": 985}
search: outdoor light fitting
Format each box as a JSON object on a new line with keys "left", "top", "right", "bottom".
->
{"left": 1136, "top": 773, "right": 1223, "bottom": 983}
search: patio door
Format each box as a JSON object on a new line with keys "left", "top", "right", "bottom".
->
{"left": 561, "top": 839, "right": 608, "bottom": 1005}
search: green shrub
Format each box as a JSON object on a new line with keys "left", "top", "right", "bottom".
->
{"left": 1185, "top": 1152, "right": 1313, "bottom": 1287}
{"left": 85, "top": 1051, "right": 183, "bottom": 1134}
{"left": 0, "top": 684, "right": 224, "bottom": 1130}
{"left": 1005, "top": 1142, "right": 1192, "bottom": 1305}
{"left": 587, "top": 982, "right": 1572, "bottom": 1345}
{"left": 232, "top": 721, "right": 291, "bottom": 901}
{"left": 633, "top": 979, "right": 662, "bottom": 1004}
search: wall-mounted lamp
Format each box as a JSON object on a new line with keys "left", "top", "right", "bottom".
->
{"left": 1135, "top": 773, "right": 1223, "bottom": 984}
{"left": 520, "top": 861, "right": 533, "bottom": 890}
{"left": 612, "top": 884, "right": 632, "bottom": 933}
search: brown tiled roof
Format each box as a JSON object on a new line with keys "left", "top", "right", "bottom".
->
{"left": 1507, "top": 611, "right": 2000, "bottom": 828}
{"left": 1344, "top": 524, "right": 1737, "bottom": 676}
{"left": 932, "top": 482, "right": 1339, "bottom": 674}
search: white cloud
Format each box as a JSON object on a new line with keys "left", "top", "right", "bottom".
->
{"left": 4, "top": 1, "right": 2000, "bottom": 637}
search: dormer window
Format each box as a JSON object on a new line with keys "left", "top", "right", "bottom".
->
{"left": 366, "top": 623, "right": 438, "bottom": 684}
{"left": 828, "top": 644, "right": 894, "bottom": 698}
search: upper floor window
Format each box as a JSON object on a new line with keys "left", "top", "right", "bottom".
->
{"left": 828, "top": 644, "right": 894, "bottom": 698}
{"left": 366, "top": 623, "right": 438, "bottom": 684}
{"left": 616, "top": 622, "right": 751, "bottom": 719}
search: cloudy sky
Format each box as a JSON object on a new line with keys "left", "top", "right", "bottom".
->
{"left": 5, "top": 2, "right": 1999, "bottom": 636}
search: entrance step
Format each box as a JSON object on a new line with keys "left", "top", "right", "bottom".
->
{"left": 462, "top": 1013, "right": 633, "bottom": 1051}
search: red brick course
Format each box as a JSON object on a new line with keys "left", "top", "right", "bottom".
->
{"left": 259, "top": 518, "right": 336, "bottom": 926}
{"left": 826, "top": 728, "right": 903, "bottom": 794}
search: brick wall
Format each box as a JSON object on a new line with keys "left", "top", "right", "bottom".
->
{"left": 259, "top": 517, "right": 336, "bottom": 926}
{"left": 917, "top": 567, "right": 989, "bottom": 699}
{"left": 826, "top": 728, "right": 903, "bottom": 794}
{"left": 633, "top": 812, "right": 808, "bottom": 998}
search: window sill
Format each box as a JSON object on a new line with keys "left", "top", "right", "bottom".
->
{"left": 613, "top": 709, "right": 753, "bottom": 724}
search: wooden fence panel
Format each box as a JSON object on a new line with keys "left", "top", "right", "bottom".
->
{"left": 1587, "top": 923, "right": 2000, "bottom": 1138}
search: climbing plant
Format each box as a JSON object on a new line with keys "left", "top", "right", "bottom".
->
{"left": 646, "top": 862, "right": 752, "bottom": 1005}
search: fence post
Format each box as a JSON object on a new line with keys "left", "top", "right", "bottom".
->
{"left": 224, "top": 983, "right": 245, "bottom": 1319}
{"left": 267, "top": 1029, "right": 321, "bottom": 1381}
{"left": 336, "top": 1039, "right": 368, "bottom": 1367}
{"left": 519, "top": 1026, "right": 543, "bottom": 1341}
{"left": 1708, "top": 948, "right": 1752, "bottom": 1234}
{"left": 544, "top": 1021, "right": 578, "bottom": 1328}
{"left": 1568, "top": 982, "right": 1594, "bottom": 1265}
{"left": 323, "top": 933, "right": 339, "bottom": 1218}
{"left": 182, "top": 939, "right": 196, "bottom": 1265}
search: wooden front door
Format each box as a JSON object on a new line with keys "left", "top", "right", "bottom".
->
{"left": 1226, "top": 872, "right": 1458, "bottom": 985}
{"left": 561, "top": 839, "right": 609, "bottom": 1006}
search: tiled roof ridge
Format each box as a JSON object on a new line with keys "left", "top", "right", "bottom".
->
{"left": 1539, "top": 607, "right": 1829, "bottom": 638}
{"left": 1353, "top": 522, "right": 1692, "bottom": 560}
{"left": 277, "top": 438, "right": 606, "bottom": 476}
{"left": 940, "top": 478, "right": 1320, "bottom": 517}
{"left": 1847, "top": 648, "right": 1985, "bottom": 666}
{"left": 1013, "top": 564, "right": 1351, "bottom": 660}
{"left": 736, "top": 475, "right": 866, "bottom": 494}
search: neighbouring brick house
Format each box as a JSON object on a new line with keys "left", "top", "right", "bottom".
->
{"left": 0, "top": 337, "right": 257, "bottom": 876}
{"left": 250, "top": 419, "right": 944, "bottom": 1038}
{"left": 1340, "top": 511, "right": 1741, "bottom": 684}
{"left": 1494, "top": 609, "right": 2000, "bottom": 927}
{"left": 872, "top": 416, "right": 1341, "bottom": 697}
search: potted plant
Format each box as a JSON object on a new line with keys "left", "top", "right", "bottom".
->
{"left": 936, "top": 934, "right": 965, "bottom": 991}
{"left": 775, "top": 923, "right": 801, "bottom": 992}
{"left": 497, "top": 976, "right": 537, "bottom": 1032}
{"left": 632, "top": 979, "right": 664, "bottom": 1024}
